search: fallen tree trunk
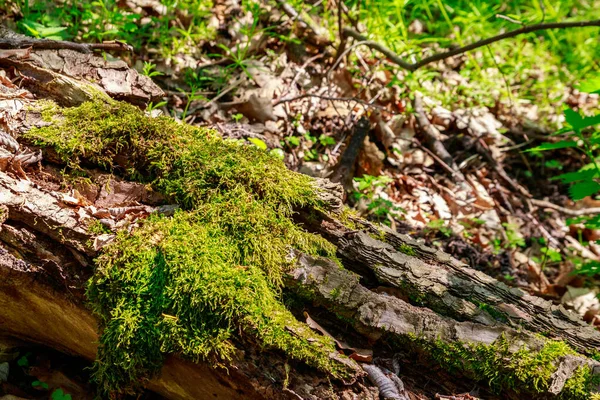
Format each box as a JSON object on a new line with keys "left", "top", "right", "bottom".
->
{"left": 0, "top": 34, "right": 599, "bottom": 400}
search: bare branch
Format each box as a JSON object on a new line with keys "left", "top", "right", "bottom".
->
{"left": 0, "top": 26, "right": 133, "bottom": 53}
{"left": 273, "top": 93, "right": 393, "bottom": 112}
{"left": 343, "top": 19, "right": 600, "bottom": 71}
{"left": 531, "top": 198, "right": 600, "bottom": 217}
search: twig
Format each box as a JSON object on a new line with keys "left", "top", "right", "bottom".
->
{"left": 343, "top": 19, "right": 600, "bottom": 71}
{"left": 342, "top": 28, "right": 414, "bottom": 70}
{"left": 273, "top": 93, "right": 393, "bottom": 112}
{"left": 496, "top": 14, "right": 524, "bottom": 25}
{"left": 327, "top": 40, "right": 368, "bottom": 79}
{"left": 471, "top": 136, "right": 531, "bottom": 197}
{"left": 413, "top": 93, "right": 465, "bottom": 183}
{"left": 0, "top": 27, "right": 133, "bottom": 53}
{"left": 531, "top": 198, "right": 600, "bottom": 217}
{"left": 280, "top": 53, "right": 323, "bottom": 99}
{"left": 273, "top": 0, "right": 331, "bottom": 45}
{"left": 413, "top": 138, "right": 457, "bottom": 178}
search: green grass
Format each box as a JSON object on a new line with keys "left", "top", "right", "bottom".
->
{"left": 1, "top": 0, "right": 215, "bottom": 59}
{"left": 5, "top": 0, "right": 600, "bottom": 119}
{"left": 336, "top": 1, "right": 600, "bottom": 120}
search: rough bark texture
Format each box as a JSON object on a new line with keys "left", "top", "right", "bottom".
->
{"left": 1, "top": 30, "right": 600, "bottom": 400}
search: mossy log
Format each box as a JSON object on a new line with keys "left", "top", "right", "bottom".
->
{"left": 0, "top": 39, "right": 600, "bottom": 400}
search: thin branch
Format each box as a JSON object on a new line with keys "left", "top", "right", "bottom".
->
{"left": 0, "top": 26, "right": 133, "bottom": 53}
{"left": 273, "top": 93, "right": 393, "bottom": 112}
{"left": 531, "top": 198, "right": 600, "bottom": 217}
{"left": 343, "top": 19, "right": 600, "bottom": 71}
{"left": 273, "top": 0, "right": 331, "bottom": 45}
{"left": 342, "top": 28, "right": 414, "bottom": 70}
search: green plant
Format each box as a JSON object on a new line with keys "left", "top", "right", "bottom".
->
{"left": 5, "top": 0, "right": 215, "bottom": 58}
{"left": 146, "top": 100, "right": 168, "bottom": 113}
{"left": 352, "top": 175, "right": 403, "bottom": 224}
{"left": 51, "top": 388, "right": 72, "bottom": 400}
{"left": 502, "top": 222, "right": 526, "bottom": 249}
{"left": 179, "top": 70, "right": 209, "bottom": 120}
{"left": 286, "top": 136, "right": 300, "bottom": 147}
{"left": 141, "top": 62, "right": 163, "bottom": 78}
{"left": 527, "top": 78, "right": 600, "bottom": 201}
{"left": 32, "top": 380, "right": 49, "bottom": 389}
{"left": 18, "top": 19, "right": 67, "bottom": 39}
{"left": 16, "top": 352, "right": 30, "bottom": 367}
{"left": 425, "top": 219, "right": 453, "bottom": 238}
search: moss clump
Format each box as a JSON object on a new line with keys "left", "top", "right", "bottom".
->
{"left": 26, "top": 101, "right": 354, "bottom": 395}
{"left": 474, "top": 302, "right": 509, "bottom": 323}
{"left": 397, "top": 243, "right": 417, "bottom": 256}
{"left": 26, "top": 100, "right": 321, "bottom": 212}
{"left": 407, "top": 334, "right": 596, "bottom": 399}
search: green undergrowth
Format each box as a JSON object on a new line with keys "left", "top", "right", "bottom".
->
{"left": 405, "top": 334, "right": 599, "bottom": 399}
{"left": 25, "top": 100, "right": 354, "bottom": 395}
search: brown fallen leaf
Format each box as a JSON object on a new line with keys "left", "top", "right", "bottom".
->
{"left": 233, "top": 94, "right": 276, "bottom": 123}
{"left": 304, "top": 312, "right": 373, "bottom": 362}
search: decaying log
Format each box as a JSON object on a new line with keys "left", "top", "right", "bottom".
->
{"left": 0, "top": 26, "right": 163, "bottom": 107}
{"left": 311, "top": 218, "right": 600, "bottom": 355}
{"left": 1, "top": 29, "right": 600, "bottom": 400}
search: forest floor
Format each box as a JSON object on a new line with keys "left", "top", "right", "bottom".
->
{"left": 1, "top": 0, "right": 600, "bottom": 399}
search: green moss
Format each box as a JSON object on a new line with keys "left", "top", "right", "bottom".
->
{"left": 368, "top": 228, "right": 386, "bottom": 242}
{"left": 560, "top": 366, "right": 597, "bottom": 400}
{"left": 397, "top": 243, "right": 417, "bottom": 256}
{"left": 329, "top": 287, "right": 341, "bottom": 300}
{"left": 26, "top": 101, "right": 353, "bottom": 395}
{"left": 87, "top": 220, "right": 111, "bottom": 235}
{"left": 336, "top": 206, "right": 359, "bottom": 230}
{"left": 25, "top": 100, "right": 322, "bottom": 212}
{"left": 475, "top": 302, "right": 509, "bottom": 324}
{"left": 405, "top": 334, "right": 596, "bottom": 399}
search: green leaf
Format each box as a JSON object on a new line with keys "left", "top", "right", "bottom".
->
{"left": 51, "top": 388, "right": 72, "bottom": 400}
{"left": 544, "top": 159, "right": 563, "bottom": 169}
{"left": 578, "top": 76, "right": 600, "bottom": 94}
{"left": 553, "top": 165, "right": 598, "bottom": 183}
{"left": 541, "top": 247, "right": 562, "bottom": 262}
{"left": 37, "top": 26, "right": 68, "bottom": 38}
{"left": 247, "top": 138, "right": 267, "bottom": 150}
{"left": 269, "top": 148, "right": 285, "bottom": 160}
{"left": 526, "top": 140, "right": 577, "bottom": 152}
{"left": 32, "top": 380, "right": 49, "bottom": 389}
{"left": 564, "top": 108, "right": 600, "bottom": 131}
{"left": 569, "top": 180, "right": 600, "bottom": 201}
{"left": 319, "top": 134, "right": 336, "bottom": 146}
{"left": 17, "top": 354, "right": 29, "bottom": 367}
{"left": 286, "top": 136, "right": 300, "bottom": 147}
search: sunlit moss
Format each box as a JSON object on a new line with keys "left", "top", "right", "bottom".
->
{"left": 25, "top": 100, "right": 354, "bottom": 395}
{"left": 405, "top": 334, "right": 596, "bottom": 399}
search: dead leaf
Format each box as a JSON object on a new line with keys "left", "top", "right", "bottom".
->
{"left": 561, "top": 286, "right": 600, "bottom": 317}
{"left": 93, "top": 233, "right": 116, "bottom": 251}
{"left": 234, "top": 94, "right": 276, "bottom": 123}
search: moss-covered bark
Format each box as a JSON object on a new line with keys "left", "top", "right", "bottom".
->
{"left": 24, "top": 100, "right": 359, "bottom": 395}
{"left": 15, "top": 99, "right": 600, "bottom": 399}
